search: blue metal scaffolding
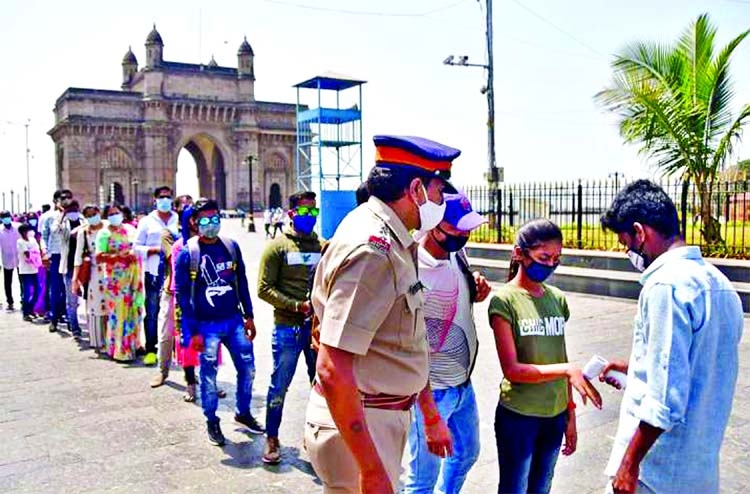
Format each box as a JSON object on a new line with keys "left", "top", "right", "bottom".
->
{"left": 294, "top": 72, "right": 366, "bottom": 194}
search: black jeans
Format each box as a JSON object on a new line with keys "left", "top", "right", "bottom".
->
{"left": 3, "top": 268, "right": 16, "bottom": 306}
{"left": 144, "top": 273, "right": 164, "bottom": 354}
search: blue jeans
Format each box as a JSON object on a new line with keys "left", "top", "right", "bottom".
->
{"left": 47, "top": 255, "right": 65, "bottom": 322}
{"left": 63, "top": 272, "right": 81, "bottom": 334}
{"left": 199, "top": 317, "right": 256, "bottom": 423}
{"left": 402, "top": 381, "right": 481, "bottom": 494}
{"left": 19, "top": 273, "right": 39, "bottom": 317}
{"left": 265, "top": 322, "right": 317, "bottom": 437}
{"left": 494, "top": 404, "right": 567, "bottom": 494}
{"left": 144, "top": 273, "right": 163, "bottom": 354}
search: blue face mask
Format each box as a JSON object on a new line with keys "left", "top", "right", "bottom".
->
{"left": 293, "top": 215, "right": 317, "bottom": 235}
{"left": 108, "top": 213, "right": 124, "bottom": 227}
{"left": 87, "top": 214, "right": 102, "bottom": 226}
{"left": 156, "top": 198, "right": 172, "bottom": 213}
{"left": 199, "top": 223, "right": 221, "bottom": 239}
{"left": 2, "top": 217, "right": 11, "bottom": 226}
{"left": 524, "top": 260, "right": 559, "bottom": 283}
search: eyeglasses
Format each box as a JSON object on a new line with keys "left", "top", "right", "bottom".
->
{"left": 295, "top": 206, "right": 320, "bottom": 217}
{"left": 197, "top": 215, "right": 221, "bottom": 226}
{"left": 59, "top": 195, "right": 72, "bottom": 201}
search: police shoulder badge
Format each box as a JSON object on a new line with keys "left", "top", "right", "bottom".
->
{"left": 368, "top": 225, "right": 391, "bottom": 254}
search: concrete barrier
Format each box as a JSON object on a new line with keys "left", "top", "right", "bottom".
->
{"left": 467, "top": 243, "right": 750, "bottom": 313}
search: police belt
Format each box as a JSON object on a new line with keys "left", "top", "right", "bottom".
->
{"left": 313, "top": 381, "right": 416, "bottom": 411}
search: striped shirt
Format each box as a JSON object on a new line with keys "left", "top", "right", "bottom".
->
{"left": 418, "top": 248, "right": 476, "bottom": 389}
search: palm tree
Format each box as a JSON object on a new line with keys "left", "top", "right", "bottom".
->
{"left": 595, "top": 13, "right": 750, "bottom": 244}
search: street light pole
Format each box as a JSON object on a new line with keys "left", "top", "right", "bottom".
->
{"left": 444, "top": 0, "right": 498, "bottom": 189}
{"left": 246, "top": 156, "right": 256, "bottom": 232}
{"left": 132, "top": 177, "right": 140, "bottom": 213}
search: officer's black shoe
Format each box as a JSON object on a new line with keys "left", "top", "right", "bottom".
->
{"left": 48, "top": 322, "right": 58, "bottom": 333}
{"left": 235, "top": 412, "right": 265, "bottom": 434}
{"left": 207, "top": 420, "right": 225, "bottom": 446}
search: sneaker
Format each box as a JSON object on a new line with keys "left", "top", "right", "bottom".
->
{"left": 6, "top": 305, "right": 15, "bottom": 312}
{"left": 48, "top": 322, "right": 58, "bottom": 333}
{"left": 150, "top": 372, "right": 167, "bottom": 388}
{"left": 206, "top": 420, "right": 226, "bottom": 446}
{"left": 23, "top": 315, "right": 34, "bottom": 322}
{"left": 143, "top": 352, "right": 157, "bottom": 366}
{"left": 234, "top": 412, "right": 265, "bottom": 434}
{"left": 262, "top": 436, "right": 282, "bottom": 465}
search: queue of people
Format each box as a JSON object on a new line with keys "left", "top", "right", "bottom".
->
{"left": 0, "top": 134, "right": 743, "bottom": 494}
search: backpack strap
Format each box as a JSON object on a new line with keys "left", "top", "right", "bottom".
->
{"left": 218, "top": 236, "right": 241, "bottom": 305}
{"left": 187, "top": 236, "right": 201, "bottom": 311}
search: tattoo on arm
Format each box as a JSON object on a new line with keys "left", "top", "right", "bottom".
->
{"left": 350, "top": 421, "right": 364, "bottom": 433}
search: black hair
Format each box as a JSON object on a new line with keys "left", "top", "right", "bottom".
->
{"left": 121, "top": 205, "right": 134, "bottom": 221}
{"left": 192, "top": 198, "right": 220, "bottom": 217}
{"left": 356, "top": 182, "right": 370, "bottom": 206}
{"left": 52, "top": 190, "right": 63, "bottom": 201}
{"left": 289, "top": 191, "right": 316, "bottom": 209}
{"left": 601, "top": 179, "right": 680, "bottom": 238}
{"left": 507, "top": 218, "right": 563, "bottom": 281}
{"left": 153, "top": 186, "right": 172, "bottom": 198}
{"left": 82, "top": 204, "right": 100, "bottom": 217}
{"left": 65, "top": 200, "right": 80, "bottom": 211}
{"left": 174, "top": 194, "right": 193, "bottom": 210}
{"left": 18, "top": 223, "right": 32, "bottom": 238}
{"left": 366, "top": 165, "right": 430, "bottom": 203}
{"left": 59, "top": 189, "right": 73, "bottom": 199}
{"left": 0, "top": 210, "right": 10, "bottom": 218}
{"left": 41, "top": 204, "right": 51, "bottom": 213}
{"left": 103, "top": 202, "right": 122, "bottom": 218}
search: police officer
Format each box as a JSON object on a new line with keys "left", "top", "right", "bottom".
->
{"left": 304, "top": 135, "right": 460, "bottom": 494}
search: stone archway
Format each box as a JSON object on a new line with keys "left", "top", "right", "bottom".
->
{"left": 263, "top": 152, "right": 290, "bottom": 210}
{"left": 98, "top": 146, "right": 134, "bottom": 206}
{"left": 178, "top": 134, "right": 228, "bottom": 208}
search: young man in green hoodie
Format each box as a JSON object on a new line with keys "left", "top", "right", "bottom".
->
{"left": 257, "top": 191, "right": 323, "bottom": 464}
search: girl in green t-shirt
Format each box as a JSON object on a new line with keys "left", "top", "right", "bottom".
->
{"left": 488, "top": 219, "right": 602, "bottom": 494}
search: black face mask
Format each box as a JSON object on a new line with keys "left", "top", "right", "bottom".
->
{"left": 434, "top": 227, "right": 469, "bottom": 253}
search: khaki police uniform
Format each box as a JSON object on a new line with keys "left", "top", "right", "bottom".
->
{"left": 304, "top": 196, "right": 428, "bottom": 494}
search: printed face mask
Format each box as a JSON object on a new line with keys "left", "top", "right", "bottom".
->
{"left": 2, "top": 217, "right": 11, "bottom": 226}
{"left": 416, "top": 184, "right": 446, "bottom": 233}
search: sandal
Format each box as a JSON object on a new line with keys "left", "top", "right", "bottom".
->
{"left": 183, "top": 384, "right": 196, "bottom": 403}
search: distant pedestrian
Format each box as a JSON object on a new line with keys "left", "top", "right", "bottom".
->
{"left": 600, "top": 180, "right": 744, "bottom": 494}
{"left": 16, "top": 223, "right": 41, "bottom": 322}
{"left": 0, "top": 210, "right": 21, "bottom": 312}
{"left": 488, "top": 218, "right": 602, "bottom": 494}
{"left": 56, "top": 200, "right": 86, "bottom": 338}
{"left": 271, "top": 207, "right": 284, "bottom": 238}
{"left": 41, "top": 189, "right": 73, "bottom": 331}
{"left": 263, "top": 208, "right": 272, "bottom": 239}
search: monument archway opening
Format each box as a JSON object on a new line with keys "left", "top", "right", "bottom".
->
{"left": 269, "top": 183, "right": 282, "bottom": 209}
{"left": 177, "top": 134, "right": 227, "bottom": 207}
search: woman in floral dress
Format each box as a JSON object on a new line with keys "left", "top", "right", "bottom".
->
{"left": 95, "top": 203, "right": 144, "bottom": 362}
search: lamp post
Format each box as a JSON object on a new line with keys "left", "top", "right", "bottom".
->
{"left": 444, "top": 0, "right": 498, "bottom": 208}
{"left": 131, "top": 177, "right": 140, "bottom": 213}
{"left": 1, "top": 192, "right": 5, "bottom": 210}
{"left": 10, "top": 190, "right": 14, "bottom": 215}
{"left": 245, "top": 155, "right": 257, "bottom": 232}
{"left": 24, "top": 120, "right": 31, "bottom": 211}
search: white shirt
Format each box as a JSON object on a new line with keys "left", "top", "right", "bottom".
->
{"left": 17, "top": 237, "right": 41, "bottom": 275}
{"left": 134, "top": 210, "right": 179, "bottom": 276}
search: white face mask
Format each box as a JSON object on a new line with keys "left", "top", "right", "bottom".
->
{"left": 108, "top": 213, "right": 124, "bottom": 227}
{"left": 627, "top": 250, "right": 646, "bottom": 272}
{"left": 416, "top": 183, "right": 446, "bottom": 233}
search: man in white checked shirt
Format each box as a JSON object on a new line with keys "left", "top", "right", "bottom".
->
{"left": 402, "top": 191, "right": 492, "bottom": 494}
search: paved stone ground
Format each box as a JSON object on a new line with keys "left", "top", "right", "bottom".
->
{"left": 1, "top": 219, "right": 748, "bottom": 493}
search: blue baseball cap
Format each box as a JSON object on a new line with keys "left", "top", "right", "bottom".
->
{"left": 442, "top": 191, "right": 487, "bottom": 232}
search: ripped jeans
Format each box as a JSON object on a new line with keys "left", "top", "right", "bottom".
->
{"left": 199, "top": 317, "right": 256, "bottom": 423}
{"left": 265, "top": 322, "right": 317, "bottom": 438}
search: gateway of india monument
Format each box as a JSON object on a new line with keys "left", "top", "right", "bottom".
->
{"left": 48, "top": 26, "right": 299, "bottom": 211}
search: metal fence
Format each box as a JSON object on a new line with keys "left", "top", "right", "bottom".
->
{"left": 463, "top": 178, "right": 750, "bottom": 258}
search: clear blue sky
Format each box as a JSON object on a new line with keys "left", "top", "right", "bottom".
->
{"left": 1, "top": 0, "right": 749, "bottom": 207}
